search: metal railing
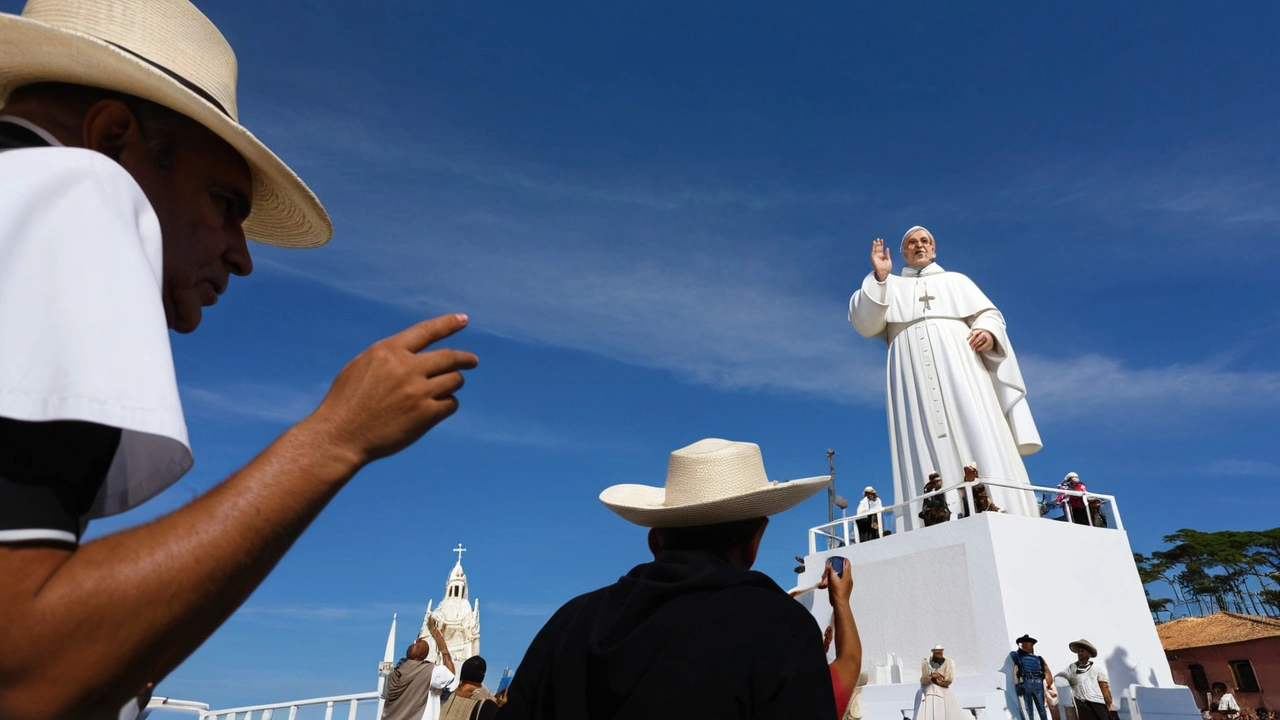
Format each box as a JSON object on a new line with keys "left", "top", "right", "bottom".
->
{"left": 808, "top": 479, "right": 1122, "bottom": 554}
{"left": 145, "top": 691, "right": 381, "bottom": 720}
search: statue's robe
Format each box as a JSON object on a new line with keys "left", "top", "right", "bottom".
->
{"left": 849, "top": 263, "right": 1041, "bottom": 526}
{"left": 915, "top": 657, "right": 965, "bottom": 720}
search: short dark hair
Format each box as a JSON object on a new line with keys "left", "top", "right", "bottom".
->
{"left": 1213, "top": 682, "right": 1228, "bottom": 693}
{"left": 651, "top": 517, "right": 765, "bottom": 557}
{"left": 6, "top": 82, "right": 205, "bottom": 170}
{"left": 460, "top": 655, "right": 487, "bottom": 683}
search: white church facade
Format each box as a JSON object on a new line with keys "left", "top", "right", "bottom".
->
{"left": 418, "top": 544, "right": 481, "bottom": 663}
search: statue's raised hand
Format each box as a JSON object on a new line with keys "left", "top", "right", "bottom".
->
{"left": 871, "top": 238, "right": 892, "bottom": 281}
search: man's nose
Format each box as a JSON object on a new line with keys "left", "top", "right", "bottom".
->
{"left": 225, "top": 226, "right": 254, "bottom": 277}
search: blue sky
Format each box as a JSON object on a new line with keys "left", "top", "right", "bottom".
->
{"left": 6, "top": 0, "right": 1279, "bottom": 711}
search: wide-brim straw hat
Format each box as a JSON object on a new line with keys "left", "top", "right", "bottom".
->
{"left": 1069, "top": 639, "right": 1098, "bottom": 658}
{"left": 0, "top": 0, "right": 331, "bottom": 247}
{"left": 600, "top": 438, "right": 830, "bottom": 528}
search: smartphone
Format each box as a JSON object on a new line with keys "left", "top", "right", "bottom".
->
{"left": 830, "top": 556, "right": 846, "bottom": 577}
{"left": 497, "top": 668, "right": 514, "bottom": 694}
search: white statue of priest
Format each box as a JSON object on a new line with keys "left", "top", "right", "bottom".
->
{"left": 848, "top": 226, "right": 1041, "bottom": 526}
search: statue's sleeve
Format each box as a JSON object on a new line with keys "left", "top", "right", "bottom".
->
{"left": 849, "top": 273, "right": 890, "bottom": 340}
{"left": 967, "top": 307, "right": 1043, "bottom": 456}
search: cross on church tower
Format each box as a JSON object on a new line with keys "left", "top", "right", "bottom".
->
{"left": 453, "top": 543, "right": 466, "bottom": 564}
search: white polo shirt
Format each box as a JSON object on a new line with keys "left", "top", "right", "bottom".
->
{"left": 1056, "top": 660, "right": 1109, "bottom": 705}
{"left": 0, "top": 128, "right": 191, "bottom": 543}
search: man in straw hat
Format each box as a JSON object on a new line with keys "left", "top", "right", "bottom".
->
{"left": 0, "top": 2, "right": 477, "bottom": 717}
{"left": 501, "top": 438, "right": 838, "bottom": 719}
{"left": 1054, "top": 640, "right": 1114, "bottom": 720}
{"left": 849, "top": 227, "right": 1041, "bottom": 525}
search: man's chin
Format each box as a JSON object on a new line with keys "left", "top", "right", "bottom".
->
{"left": 168, "top": 305, "right": 203, "bottom": 334}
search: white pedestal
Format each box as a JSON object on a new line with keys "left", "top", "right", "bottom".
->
{"left": 798, "top": 512, "right": 1199, "bottom": 720}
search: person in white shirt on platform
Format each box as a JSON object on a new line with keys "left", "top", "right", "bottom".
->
{"left": 1054, "top": 639, "right": 1113, "bottom": 720}
{"left": 848, "top": 227, "right": 1042, "bottom": 527}
{"left": 855, "top": 486, "right": 884, "bottom": 543}
{"left": 915, "top": 645, "right": 965, "bottom": 720}
{"left": 0, "top": 2, "right": 478, "bottom": 718}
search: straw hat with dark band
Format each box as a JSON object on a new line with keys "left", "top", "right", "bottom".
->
{"left": 0, "top": 0, "right": 331, "bottom": 247}
{"left": 600, "top": 439, "right": 830, "bottom": 528}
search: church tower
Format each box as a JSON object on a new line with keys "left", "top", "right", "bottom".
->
{"left": 418, "top": 544, "right": 481, "bottom": 663}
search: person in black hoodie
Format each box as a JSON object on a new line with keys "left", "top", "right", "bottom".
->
{"left": 499, "top": 438, "right": 837, "bottom": 720}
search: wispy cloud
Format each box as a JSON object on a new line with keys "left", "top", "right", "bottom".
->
{"left": 435, "top": 410, "right": 580, "bottom": 450}
{"left": 1195, "top": 459, "right": 1280, "bottom": 478}
{"left": 181, "top": 383, "right": 325, "bottom": 424}
{"left": 1022, "top": 354, "right": 1280, "bottom": 421}
{"left": 241, "top": 111, "right": 1280, "bottom": 433}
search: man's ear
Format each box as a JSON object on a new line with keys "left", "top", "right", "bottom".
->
{"left": 82, "top": 99, "right": 143, "bottom": 162}
{"left": 742, "top": 517, "right": 769, "bottom": 568}
{"left": 647, "top": 528, "right": 663, "bottom": 558}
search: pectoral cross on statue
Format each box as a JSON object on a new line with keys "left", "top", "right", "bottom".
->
{"left": 919, "top": 288, "right": 935, "bottom": 310}
{"left": 453, "top": 543, "right": 466, "bottom": 563}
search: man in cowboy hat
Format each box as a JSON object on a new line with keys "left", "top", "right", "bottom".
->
{"left": 500, "top": 438, "right": 838, "bottom": 719}
{"left": 1011, "top": 634, "right": 1055, "bottom": 720}
{"left": 0, "top": 2, "right": 477, "bottom": 717}
{"left": 1054, "top": 640, "right": 1114, "bottom": 720}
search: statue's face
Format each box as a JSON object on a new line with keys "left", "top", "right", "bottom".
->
{"left": 901, "top": 229, "right": 937, "bottom": 268}
{"left": 932, "top": 650, "right": 945, "bottom": 660}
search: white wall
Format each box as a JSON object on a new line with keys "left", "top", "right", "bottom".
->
{"left": 800, "top": 512, "right": 1175, "bottom": 689}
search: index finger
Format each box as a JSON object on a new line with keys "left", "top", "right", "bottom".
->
{"left": 394, "top": 313, "right": 470, "bottom": 353}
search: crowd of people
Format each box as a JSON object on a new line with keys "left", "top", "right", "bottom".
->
{"left": 915, "top": 635, "right": 1116, "bottom": 720}
{"left": 383, "top": 620, "right": 503, "bottom": 720}
{"left": 839, "top": 466, "right": 1112, "bottom": 544}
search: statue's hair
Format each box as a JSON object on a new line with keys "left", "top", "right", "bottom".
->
{"left": 900, "top": 225, "right": 935, "bottom": 251}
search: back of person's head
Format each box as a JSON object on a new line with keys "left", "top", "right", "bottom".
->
{"left": 1213, "top": 682, "right": 1228, "bottom": 694}
{"left": 648, "top": 516, "right": 767, "bottom": 568}
{"left": 460, "top": 655, "right": 487, "bottom": 684}
{"left": 406, "top": 639, "right": 432, "bottom": 661}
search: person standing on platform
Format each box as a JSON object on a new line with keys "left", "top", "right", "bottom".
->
{"left": 1054, "top": 639, "right": 1113, "bottom": 720}
{"left": 1059, "top": 473, "right": 1091, "bottom": 525}
{"left": 1011, "top": 635, "right": 1054, "bottom": 720}
{"left": 848, "top": 227, "right": 1041, "bottom": 527}
{"left": 918, "top": 473, "right": 951, "bottom": 526}
{"left": 855, "top": 486, "right": 884, "bottom": 542}
{"left": 959, "top": 463, "right": 1002, "bottom": 517}
{"left": 915, "top": 645, "right": 964, "bottom": 720}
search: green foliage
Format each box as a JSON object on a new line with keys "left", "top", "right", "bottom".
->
{"left": 1137, "top": 528, "right": 1280, "bottom": 620}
